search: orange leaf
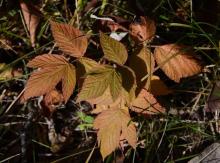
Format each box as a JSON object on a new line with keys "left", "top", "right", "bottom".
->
{"left": 154, "top": 44, "right": 202, "bottom": 82}
{"left": 150, "top": 75, "right": 172, "bottom": 96}
{"left": 20, "top": 0, "right": 40, "bottom": 47}
{"left": 94, "top": 106, "right": 136, "bottom": 159}
{"left": 50, "top": 21, "right": 88, "bottom": 57}
{"left": 131, "top": 88, "right": 165, "bottom": 115}
{"left": 129, "top": 16, "right": 156, "bottom": 43}
{"left": 22, "top": 54, "right": 76, "bottom": 103}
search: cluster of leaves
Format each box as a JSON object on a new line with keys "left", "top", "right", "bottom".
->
{"left": 21, "top": 16, "right": 202, "bottom": 159}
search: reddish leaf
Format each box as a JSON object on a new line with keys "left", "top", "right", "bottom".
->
{"left": 154, "top": 44, "right": 202, "bottom": 82}
{"left": 94, "top": 106, "right": 136, "bottom": 159}
{"left": 20, "top": 0, "right": 40, "bottom": 47}
{"left": 50, "top": 21, "right": 88, "bottom": 57}
{"left": 22, "top": 54, "right": 76, "bottom": 103}
{"left": 131, "top": 88, "right": 165, "bottom": 115}
{"left": 129, "top": 16, "right": 156, "bottom": 43}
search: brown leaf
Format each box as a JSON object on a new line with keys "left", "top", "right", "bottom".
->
{"left": 131, "top": 88, "right": 165, "bottom": 115}
{"left": 50, "top": 21, "right": 88, "bottom": 58}
{"left": 94, "top": 106, "right": 137, "bottom": 159}
{"left": 154, "top": 44, "right": 202, "bottom": 82}
{"left": 129, "top": 47, "right": 154, "bottom": 95}
{"left": 129, "top": 16, "right": 156, "bottom": 43}
{"left": 20, "top": 0, "right": 40, "bottom": 47}
{"left": 150, "top": 75, "right": 172, "bottom": 96}
{"left": 22, "top": 54, "right": 76, "bottom": 103}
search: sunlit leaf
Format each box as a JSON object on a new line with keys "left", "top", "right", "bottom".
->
{"left": 50, "top": 21, "right": 88, "bottom": 57}
{"left": 22, "top": 54, "right": 76, "bottom": 103}
{"left": 100, "top": 32, "right": 128, "bottom": 65}
{"left": 77, "top": 65, "right": 122, "bottom": 102}
{"left": 154, "top": 44, "right": 202, "bottom": 82}
{"left": 94, "top": 106, "right": 136, "bottom": 160}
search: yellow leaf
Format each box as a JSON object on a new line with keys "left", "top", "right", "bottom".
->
{"left": 129, "top": 47, "right": 154, "bottom": 94}
{"left": 100, "top": 32, "right": 128, "bottom": 65}
{"left": 94, "top": 106, "right": 137, "bottom": 159}
{"left": 50, "top": 21, "right": 88, "bottom": 58}
{"left": 22, "top": 54, "right": 76, "bottom": 103}
{"left": 154, "top": 44, "right": 202, "bottom": 82}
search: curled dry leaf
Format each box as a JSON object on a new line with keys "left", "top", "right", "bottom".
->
{"left": 100, "top": 32, "right": 128, "bottom": 65}
{"left": 22, "top": 54, "right": 76, "bottom": 103}
{"left": 154, "top": 44, "right": 202, "bottom": 82}
{"left": 131, "top": 88, "right": 165, "bottom": 115}
{"left": 94, "top": 106, "right": 137, "bottom": 160}
{"left": 42, "top": 89, "right": 64, "bottom": 117}
{"left": 129, "top": 16, "right": 156, "bottom": 43}
{"left": 50, "top": 21, "right": 88, "bottom": 58}
{"left": 150, "top": 75, "right": 172, "bottom": 96}
{"left": 20, "top": 0, "right": 40, "bottom": 47}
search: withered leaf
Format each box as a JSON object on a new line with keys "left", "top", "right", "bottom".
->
{"left": 22, "top": 54, "right": 76, "bottom": 103}
{"left": 205, "top": 81, "right": 220, "bottom": 112}
{"left": 131, "top": 88, "right": 165, "bottom": 115}
{"left": 154, "top": 44, "right": 202, "bottom": 82}
{"left": 50, "top": 21, "right": 88, "bottom": 58}
{"left": 77, "top": 65, "right": 122, "bottom": 102}
{"left": 129, "top": 47, "right": 154, "bottom": 95}
{"left": 150, "top": 75, "right": 172, "bottom": 96}
{"left": 100, "top": 32, "right": 128, "bottom": 65}
{"left": 94, "top": 106, "right": 136, "bottom": 160}
{"left": 129, "top": 16, "right": 156, "bottom": 43}
{"left": 20, "top": 0, "right": 40, "bottom": 47}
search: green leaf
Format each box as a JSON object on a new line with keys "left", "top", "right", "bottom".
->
{"left": 100, "top": 32, "right": 128, "bottom": 65}
{"left": 117, "top": 65, "right": 137, "bottom": 103}
{"left": 77, "top": 65, "right": 122, "bottom": 102}
{"left": 77, "top": 57, "right": 100, "bottom": 73}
